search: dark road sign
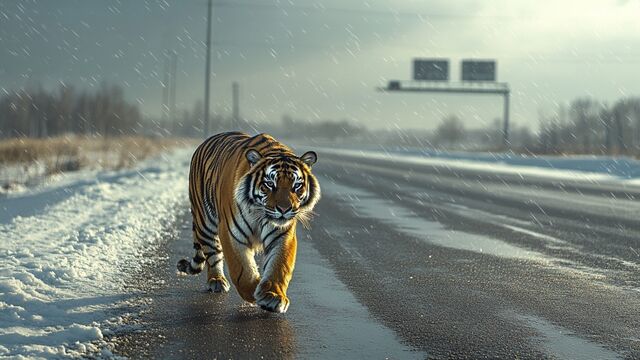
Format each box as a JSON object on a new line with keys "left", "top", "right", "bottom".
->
{"left": 413, "top": 59, "right": 449, "bottom": 81}
{"left": 461, "top": 60, "right": 496, "bottom": 82}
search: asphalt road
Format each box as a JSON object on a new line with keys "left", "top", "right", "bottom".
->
{"left": 116, "top": 149, "right": 640, "bottom": 359}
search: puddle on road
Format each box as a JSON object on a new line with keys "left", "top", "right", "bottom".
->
{"left": 322, "top": 178, "right": 547, "bottom": 262}
{"left": 509, "top": 311, "right": 621, "bottom": 360}
{"left": 289, "top": 238, "right": 425, "bottom": 359}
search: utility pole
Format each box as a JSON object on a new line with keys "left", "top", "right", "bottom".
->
{"left": 161, "top": 51, "right": 170, "bottom": 125}
{"left": 203, "top": 0, "right": 213, "bottom": 137}
{"left": 232, "top": 82, "right": 239, "bottom": 129}
{"left": 170, "top": 51, "right": 178, "bottom": 134}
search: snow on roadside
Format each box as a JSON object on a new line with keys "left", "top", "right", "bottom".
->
{"left": 0, "top": 148, "right": 192, "bottom": 359}
{"left": 319, "top": 147, "right": 639, "bottom": 184}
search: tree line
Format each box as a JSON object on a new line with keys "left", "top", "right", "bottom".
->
{"left": 0, "top": 84, "right": 142, "bottom": 138}
{"left": 429, "top": 97, "right": 640, "bottom": 155}
{"left": 537, "top": 97, "right": 640, "bottom": 155}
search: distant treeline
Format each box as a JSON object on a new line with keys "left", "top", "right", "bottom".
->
{"left": 536, "top": 97, "right": 640, "bottom": 155}
{"left": 357, "top": 96, "right": 640, "bottom": 155}
{"left": 279, "top": 115, "right": 366, "bottom": 141}
{"left": 0, "top": 84, "right": 143, "bottom": 138}
{"left": 0, "top": 84, "right": 366, "bottom": 140}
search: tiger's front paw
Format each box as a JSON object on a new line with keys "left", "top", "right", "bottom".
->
{"left": 255, "top": 291, "right": 290, "bottom": 313}
{"left": 207, "top": 276, "right": 231, "bottom": 293}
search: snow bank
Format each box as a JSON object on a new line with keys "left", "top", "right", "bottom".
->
{"left": 389, "top": 148, "right": 640, "bottom": 178}
{"left": 320, "top": 147, "right": 638, "bottom": 184}
{"left": 304, "top": 140, "right": 640, "bottom": 179}
{"left": 0, "top": 148, "right": 191, "bottom": 359}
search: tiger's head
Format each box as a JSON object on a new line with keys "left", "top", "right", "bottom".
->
{"left": 236, "top": 148, "right": 321, "bottom": 227}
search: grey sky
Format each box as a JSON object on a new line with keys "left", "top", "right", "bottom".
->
{"left": 1, "top": 0, "right": 639, "bottom": 130}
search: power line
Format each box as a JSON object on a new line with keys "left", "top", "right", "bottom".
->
{"left": 161, "top": 50, "right": 170, "bottom": 123}
{"left": 169, "top": 51, "right": 178, "bottom": 133}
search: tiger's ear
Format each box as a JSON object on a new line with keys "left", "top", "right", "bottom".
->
{"left": 300, "top": 151, "right": 318, "bottom": 167}
{"left": 245, "top": 149, "right": 262, "bottom": 165}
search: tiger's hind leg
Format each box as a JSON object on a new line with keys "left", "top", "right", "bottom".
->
{"left": 204, "top": 234, "right": 230, "bottom": 293}
{"left": 196, "top": 200, "right": 230, "bottom": 293}
{"left": 177, "top": 214, "right": 230, "bottom": 293}
{"left": 176, "top": 221, "right": 207, "bottom": 275}
{"left": 197, "top": 214, "right": 231, "bottom": 293}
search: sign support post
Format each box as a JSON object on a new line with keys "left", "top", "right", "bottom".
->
{"left": 503, "top": 91, "right": 510, "bottom": 147}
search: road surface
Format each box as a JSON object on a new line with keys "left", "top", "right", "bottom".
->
{"left": 115, "top": 149, "right": 640, "bottom": 359}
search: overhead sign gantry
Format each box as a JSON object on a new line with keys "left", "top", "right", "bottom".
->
{"left": 380, "top": 58, "right": 511, "bottom": 147}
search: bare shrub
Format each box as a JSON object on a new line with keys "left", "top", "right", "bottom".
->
{"left": 0, "top": 136, "right": 187, "bottom": 188}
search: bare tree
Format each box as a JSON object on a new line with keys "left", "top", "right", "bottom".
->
{"left": 0, "top": 84, "right": 142, "bottom": 139}
{"left": 569, "top": 98, "right": 600, "bottom": 153}
{"left": 435, "top": 115, "right": 466, "bottom": 147}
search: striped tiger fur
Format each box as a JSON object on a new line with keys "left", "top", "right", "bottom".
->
{"left": 177, "top": 132, "right": 320, "bottom": 313}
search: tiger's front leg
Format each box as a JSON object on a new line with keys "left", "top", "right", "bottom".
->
{"left": 218, "top": 219, "right": 261, "bottom": 303}
{"left": 255, "top": 225, "right": 297, "bottom": 313}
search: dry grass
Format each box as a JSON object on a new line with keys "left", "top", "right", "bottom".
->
{"left": 0, "top": 135, "right": 190, "bottom": 180}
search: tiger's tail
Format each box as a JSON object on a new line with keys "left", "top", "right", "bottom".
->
{"left": 177, "top": 245, "right": 206, "bottom": 275}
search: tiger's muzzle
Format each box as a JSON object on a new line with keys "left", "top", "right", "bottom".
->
{"left": 266, "top": 205, "right": 298, "bottom": 223}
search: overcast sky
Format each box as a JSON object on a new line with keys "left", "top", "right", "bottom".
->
{"left": 1, "top": 0, "right": 639, "bottom": 130}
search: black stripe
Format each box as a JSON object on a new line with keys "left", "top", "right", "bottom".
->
{"left": 202, "top": 220, "right": 218, "bottom": 236}
{"left": 264, "top": 231, "right": 286, "bottom": 255}
{"left": 194, "top": 222, "right": 216, "bottom": 240}
{"left": 211, "top": 258, "right": 223, "bottom": 267}
{"left": 244, "top": 176, "right": 256, "bottom": 202}
{"left": 204, "top": 242, "right": 222, "bottom": 252}
{"left": 193, "top": 203, "right": 209, "bottom": 236}
{"left": 305, "top": 176, "right": 316, "bottom": 205}
{"left": 236, "top": 267, "right": 244, "bottom": 285}
{"left": 246, "top": 135, "right": 269, "bottom": 149}
{"left": 250, "top": 171, "right": 261, "bottom": 193}
{"left": 204, "top": 250, "right": 220, "bottom": 258}
{"left": 199, "top": 237, "right": 217, "bottom": 249}
{"left": 262, "top": 227, "right": 278, "bottom": 243}
{"left": 263, "top": 251, "right": 277, "bottom": 272}
{"left": 202, "top": 138, "right": 218, "bottom": 161}
{"left": 193, "top": 253, "right": 206, "bottom": 263}
{"left": 239, "top": 208, "right": 252, "bottom": 235}
{"left": 226, "top": 217, "right": 249, "bottom": 247}
{"left": 202, "top": 180, "right": 216, "bottom": 220}
{"left": 231, "top": 214, "right": 249, "bottom": 240}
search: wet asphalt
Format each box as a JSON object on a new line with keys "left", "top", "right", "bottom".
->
{"left": 116, "top": 150, "right": 640, "bottom": 359}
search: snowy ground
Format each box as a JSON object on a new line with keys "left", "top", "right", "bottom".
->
{"left": 0, "top": 148, "right": 191, "bottom": 359}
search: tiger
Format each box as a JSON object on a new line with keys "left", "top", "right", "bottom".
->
{"left": 177, "top": 131, "right": 320, "bottom": 313}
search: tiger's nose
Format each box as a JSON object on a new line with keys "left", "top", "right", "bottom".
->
{"left": 275, "top": 205, "right": 291, "bottom": 214}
